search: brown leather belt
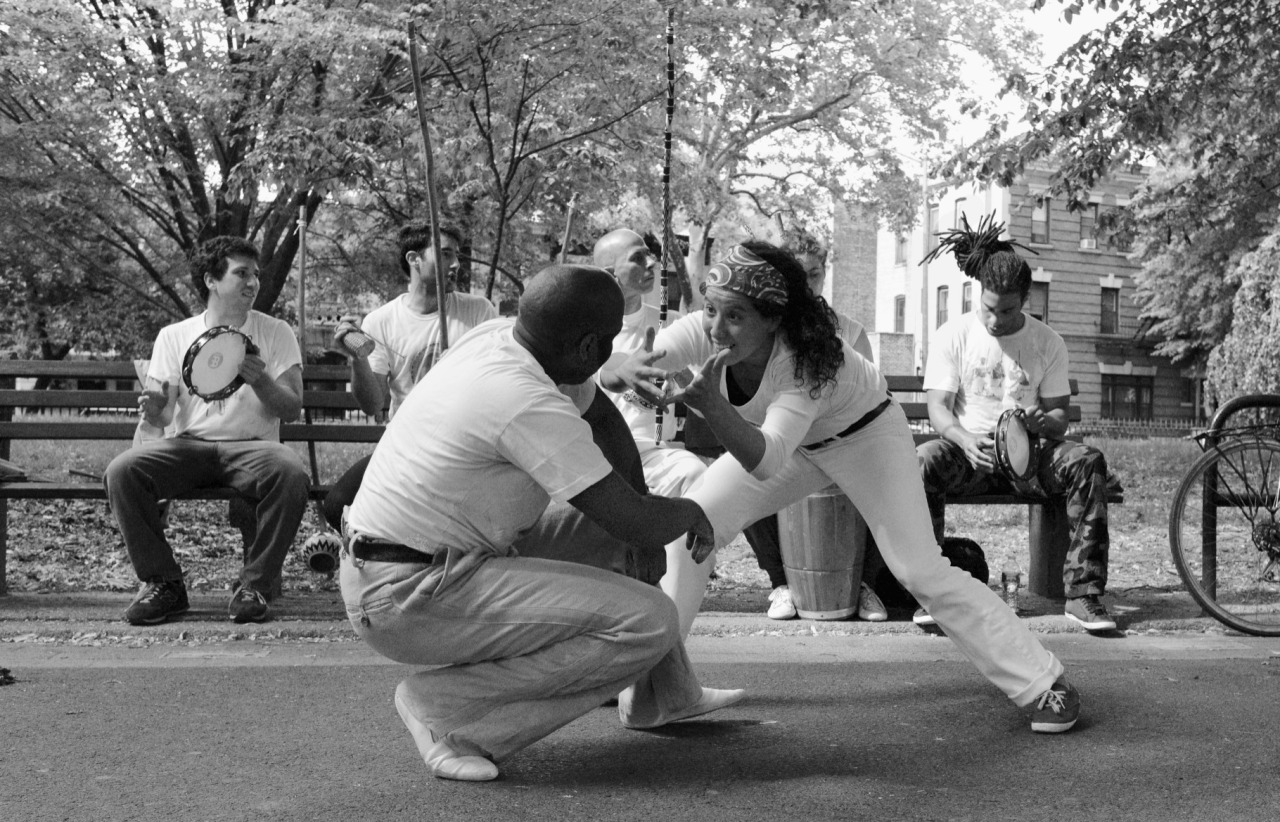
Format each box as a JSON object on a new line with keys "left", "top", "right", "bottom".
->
{"left": 350, "top": 537, "right": 433, "bottom": 564}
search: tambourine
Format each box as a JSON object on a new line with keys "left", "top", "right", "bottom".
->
{"left": 993, "top": 408, "right": 1039, "bottom": 483}
{"left": 182, "top": 326, "right": 259, "bottom": 402}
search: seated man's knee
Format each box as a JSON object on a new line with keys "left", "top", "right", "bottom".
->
{"left": 916, "top": 439, "right": 957, "bottom": 491}
{"left": 104, "top": 448, "right": 147, "bottom": 493}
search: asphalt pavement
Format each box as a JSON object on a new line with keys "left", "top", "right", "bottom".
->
{"left": 3, "top": 587, "right": 1279, "bottom": 822}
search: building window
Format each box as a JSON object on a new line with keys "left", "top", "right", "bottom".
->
{"left": 893, "top": 295, "right": 906, "bottom": 332}
{"left": 1080, "top": 203, "right": 1100, "bottom": 249}
{"left": 953, "top": 197, "right": 967, "bottom": 229}
{"left": 1027, "top": 281, "right": 1049, "bottom": 323}
{"left": 1031, "top": 197, "right": 1050, "bottom": 244}
{"left": 1100, "top": 286, "right": 1120, "bottom": 334}
{"left": 1180, "top": 377, "right": 1198, "bottom": 405}
{"left": 894, "top": 233, "right": 908, "bottom": 265}
{"left": 1102, "top": 374, "right": 1154, "bottom": 419}
{"left": 927, "top": 204, "right": 939, "bottom": 253}
{"left": 936, "top": 285, "right": 949, "bottom": 328}
{"left": 961, "top": 282, "right": 973, "bottom": 314}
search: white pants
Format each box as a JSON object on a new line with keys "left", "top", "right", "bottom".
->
{"left": 639, "top": 445, "right": 717, "bottom": 637}
{"left": 686, "top": 402, "right": 1063, "bottom": 707}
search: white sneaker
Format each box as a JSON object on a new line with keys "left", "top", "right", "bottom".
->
{"left": 767, "top": 585, "right": 797, "bottom": 620}
{"left": 857, "top": 582, "right": 888, "bottom": 622}
{"left": 912, "top": 607, "right": 937, "bottom": 627}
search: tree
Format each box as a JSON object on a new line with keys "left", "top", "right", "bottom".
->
{"left": 414, "top": 0, "right": 669, "bottom": 300}
{"left": 662, "top": 0, "right": 1037, "bottom": 299}
{"left": 0, "top": 0, "right": 415, "bottom": 356}
{"left": 942, "top": 0, "right": 1280, "bottom": 385}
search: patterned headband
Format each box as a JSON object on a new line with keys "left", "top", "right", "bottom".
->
{"left": 701, "top": 245, "right": 789, "bottom": 307}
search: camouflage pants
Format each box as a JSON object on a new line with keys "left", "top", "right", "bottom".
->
{"left": 917, "top": 437, "right": 1110, "bottom": 598}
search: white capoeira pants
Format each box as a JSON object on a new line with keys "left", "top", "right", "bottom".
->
{"left": 639, "top": 445, "right": 718, "bottom": 638}
{"left": 685, "top": 402, "right": 1064, "bottom": 707}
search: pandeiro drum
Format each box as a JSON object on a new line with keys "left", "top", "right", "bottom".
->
{"left": 182, "top": 326, "right": 258, "bottom": 401}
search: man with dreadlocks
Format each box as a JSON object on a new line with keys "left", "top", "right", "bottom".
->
{"left": 918, "top": 213, "right": 1116, "bottom": 633}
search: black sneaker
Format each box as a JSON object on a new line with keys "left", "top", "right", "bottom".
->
{"left": 1064, "top": 595, "right": 1117, "bottom": 632}
{"left": 124, "top": 580, "right": 189, "bottom": 625}
{"left": 229, "top": 586, "right": 271, "bottom": 624}
{"left": 1030, "top": 676, "right": 1081, "bottom": 733}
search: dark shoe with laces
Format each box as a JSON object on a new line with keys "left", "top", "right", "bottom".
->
{"left": 123, "top": 580, "right": 189, "bottom": 626}
{"left": 1065, "top": 594, "right": 1117, "bottom": 632}
{"left": 229, "top": 585, "right": 271, "bottom": 624}
{"left": 1030, "top": 676, "right": 1081, "bottom": 733}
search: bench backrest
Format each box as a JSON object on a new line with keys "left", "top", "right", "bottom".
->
{"left": 0, "top": 361, "right": 384, "bottom": 457}
{"left": 885, "top": 375, "right": 1082, "bottom": 426}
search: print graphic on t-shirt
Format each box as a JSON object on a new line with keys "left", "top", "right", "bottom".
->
{"left": 408, "top": 343, "right": 441, "bottom": 387}
{"left": 967, "top": 358, "right": 1005, "bottom": 404}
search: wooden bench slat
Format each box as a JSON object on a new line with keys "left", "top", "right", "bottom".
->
{"left": 0, "top": 389, "right": 365, "bottom": 412}
{"left": 0, "top": 361, "right": 355, "bottom": 382}
{"left": 0, "top": 421, "right": 383, "bottom": 443}
{"left": 0, "top": 482, "right": 333, "bottom": 501}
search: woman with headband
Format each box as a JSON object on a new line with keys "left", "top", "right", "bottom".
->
{"left": 607, "top": 239, "right": 1084, "bottom": 734}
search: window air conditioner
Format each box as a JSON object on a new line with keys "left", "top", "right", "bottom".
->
{"left": 1080, "top": 237, "right": 1098, "bottom": 250}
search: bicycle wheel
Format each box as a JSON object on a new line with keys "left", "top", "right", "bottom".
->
{"left": 1169, "top": 436, "right": 1280, "bottom": 636}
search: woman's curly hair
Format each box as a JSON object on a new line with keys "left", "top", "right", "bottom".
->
{"left": 922, "top": 212, "right": 1037, "bottom": 299}
{"left": 737, "top": 240, "right": 843, "bottom": 398}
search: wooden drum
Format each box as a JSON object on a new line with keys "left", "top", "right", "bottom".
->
{"left": 777, "top": 484, "right": 867, "bottom": 620}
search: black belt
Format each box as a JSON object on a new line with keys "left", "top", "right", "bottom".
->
{"left": 801, "top": 397, "right": 894, "bottom": 452}
{"left": 351, "top": 537, "right": 433, "bottom": 564}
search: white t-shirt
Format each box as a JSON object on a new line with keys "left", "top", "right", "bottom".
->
{"left": 923, "top": 311, "right": 1072, "bottom": 435}
{"left": 651, "top": 312, "right": 889, "bottom": 480}
{"left": 147, "top": 311, "right": 301, "bottom": 441}
{"left": 362, "top": 291, "right": 498, "bottom": 418}
{"left": 602, "top": 302, "right": 683, "bottom": 446}
{"left": 347, "top": 319, "right": 612, "bottom": 555}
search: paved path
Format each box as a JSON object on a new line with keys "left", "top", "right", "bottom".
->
{"left": 3, "top": 589, "right": 1280, "bottom": 821}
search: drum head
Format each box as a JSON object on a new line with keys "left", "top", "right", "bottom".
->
{"left": 996, "top": 409, "right": 1036, "bottom": 482}
{"left": 182, "top": 327, "right": 252, "bottom": 402}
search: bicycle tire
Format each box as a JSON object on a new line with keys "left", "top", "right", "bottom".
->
{"left": 1169, "top": 436, "right": 1280, "bottom": 636}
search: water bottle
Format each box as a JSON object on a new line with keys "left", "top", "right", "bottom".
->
{"left": 1000, "top": 561, "right": 1021, "bottom": 613}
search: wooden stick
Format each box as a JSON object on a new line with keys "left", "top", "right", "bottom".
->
{"left": 408, "top": 21, "right": 450, "bottom": 351}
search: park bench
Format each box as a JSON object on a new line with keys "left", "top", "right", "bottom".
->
{"left": 0, "top": 359, "right": 383, "bottom": 595}
{"left": 886, "top": 374, "right": 1124, "bottom": 599}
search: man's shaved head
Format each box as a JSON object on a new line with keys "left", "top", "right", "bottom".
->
{"left": 516, "top": 264, "right": 624, "bottom": 384}
{"left": 592, "top": 229, "right": 648, "bottom": 270}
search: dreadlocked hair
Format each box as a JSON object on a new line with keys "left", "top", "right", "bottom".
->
{"left": 921, "top": 212, "right": 1038, "bottom": 298}
{"left": 737, "top": 240, "right": 844, "bottom": 399}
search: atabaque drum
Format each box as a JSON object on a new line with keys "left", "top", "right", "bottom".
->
{"left": 994, "top": 408, "right": 1039, "bottom": 483}
{"left": 777, "top": 484, "right": 867, "bottom": 620}
{"left": 182, "top": 326, "right": 258, "bottom": 402}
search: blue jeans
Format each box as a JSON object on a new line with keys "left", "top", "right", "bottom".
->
{"left": 104, "top": 436, "right": 309, "bottom": 594}
{"left": 340, "top": 547, "right": 701, "bottom": 761}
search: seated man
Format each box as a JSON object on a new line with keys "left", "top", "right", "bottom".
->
{"left": 917, "top": 214, "right": 1115, "bottom": 632}
{"left": 592, "top": 227, "right": 719, "bottom": 634}
{"left": 106, "top": 236, "right": 309, "bottom": 625}
{"left": 340, "top": 264, "right": 743, "bottom": 783}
